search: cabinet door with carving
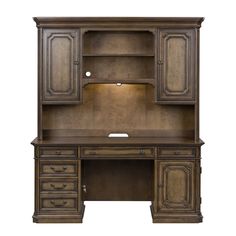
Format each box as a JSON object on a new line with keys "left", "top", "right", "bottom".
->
{"left": 156, "top": 160, "right": 196, "bottom": 212}
{"left": 157, "top": 29, "right": 195, "bottom": 103}
{"left": 42, "top": 29, "right": 80, "bottom": 103}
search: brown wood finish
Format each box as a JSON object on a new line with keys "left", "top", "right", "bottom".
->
{"left": 83, "top": 31, "right": 154, "bottom": 55}
{"left": 32, "top": 17, "right": 204, "bottom": 223}
{"left": 83, "top": 160, "right": 153, "bottom": 201}
{"left": 158, "top": 146, "right": 195, "bottom": 158}
{"left": 42, "top": 29, "right": 81, "bottom": 103}
{"left": 157, "top": 29, "right": 195, "bottom": 103}
{"left": 81, "top": 146, "right": 155, "bottom": 158}
{"left": 42, "top": 84, "right": 195, "bottom": 138}
{"left": 158, "top": 160, "right": 195, "bottom": 211}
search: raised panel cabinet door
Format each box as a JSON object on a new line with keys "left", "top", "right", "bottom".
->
{"left": 157, "top": 29, "right": 195, "bottom": 102}
{"left": 157, "top": 161, "right": 195, "bottom": 212}
{"left": 43, "top": 29, "right": 80, "bottom": 102}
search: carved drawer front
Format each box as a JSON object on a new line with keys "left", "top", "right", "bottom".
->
{"left": 40, "top": 161, "right": 78, "bottom": 177}
{"left": 158, "top": 147, "right": 195, "bottom": 158}
{"left": 39, "top": 147, "right": 77, "bottom": 158}
{"left": 40, "top": 179, "right": 78, "bottom": 193}
{"left": 40, "top": 196, "right": 77, "bottom": 211}
{"left": 81, "top": 146, "right": 155, "bottom": 158}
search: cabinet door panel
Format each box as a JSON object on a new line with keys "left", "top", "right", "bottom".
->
{"left": 158, "top": 29, "right": 195, "bottom": 103}
{"left": 158, "top": 161, "right": 195, "bottom": 212}
{"left": 43, "top": 29, "right": 80, "bottom": 102}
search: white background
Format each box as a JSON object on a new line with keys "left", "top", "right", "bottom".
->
{"left": 0, "top": 0, "right": 235, "bottom": 235}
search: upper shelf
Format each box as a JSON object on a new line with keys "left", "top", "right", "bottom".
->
{"left": 83, "top": 31, "right": 154, "bottom": 55}
{"left": 83, "top": 53, "right": 155, "bottom": 57}
{"left": 82, "top": 78, "right": 155, "bottom": 86}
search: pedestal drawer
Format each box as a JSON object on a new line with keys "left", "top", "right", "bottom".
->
{"left": 39, "top": 161, "right": 78, "bottom": 177}
{"left": 81, "top": 146, "right": 155, "bottom": 158}
{"left": 40, "top": 179, "right": 78, "bottom": 193}
{"left": 158, "top": 147, "right": 195, "bottom": 158}
{"left": 39, "top": 147, "right": 77, "bottom": 158}
{"left": 40, "top": 196, "right": 78, "bottom": 211}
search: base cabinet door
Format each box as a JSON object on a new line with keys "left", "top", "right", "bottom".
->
{"left": 157, "top": 160, "right": 195, "bottom": 212}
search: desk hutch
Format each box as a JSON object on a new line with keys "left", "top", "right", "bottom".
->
{"left": 32, "top": 17, "right": 204, "bottom": 223}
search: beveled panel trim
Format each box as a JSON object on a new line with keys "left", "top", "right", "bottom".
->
{"left": 47, "top": 33, "right": 74, "bottom": 95}
{"left": 42, "top": 29, "right": 80, "bottom": 102}
{"left": 158, "top": 161, "right": 195, "bottom": 212}
{"left": 163, "top": 34, "right": 190, "bottom": 95}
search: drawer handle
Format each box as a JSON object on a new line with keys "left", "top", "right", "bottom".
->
{"left": 139, "top": 149, "right": 145, "bottom": 155}
{"left": 174, "top": 151, "right": 181, "bottom": 155}
{"left": 55, "top": 151, "right": 62, "bottom": 155}
{"left": 89, "top": 151, "right": 97, "bottom": 155}
{"left": 82, "top": 185, "right": 87, "bottom": 193}
{"left": 50, "top": 200, "right": 67, "bottom": 207}
{"left": 50, "top": 184, "right": 67, "bottom": 190}
{"left": 50, "top": 167, "right": 67, "bottom": 173}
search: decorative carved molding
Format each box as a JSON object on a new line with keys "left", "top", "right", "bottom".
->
{"left": 163, "top": 33, "right": 190, "bottom": 96}
{"left": 159, "top": 163, "right": 193, "bottom": 210}
{"left": 46, "top": 33, "right": 75, "bottom": 96}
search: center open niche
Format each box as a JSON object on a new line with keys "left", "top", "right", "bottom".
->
{"left": 82, "top": 30, "right": 155, "bottom": 85}
{"left": 42, "top": 84, "right": 194, "bottom": 138}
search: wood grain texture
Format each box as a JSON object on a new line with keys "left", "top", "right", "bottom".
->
{"left": 42, "top": 84, "right": 194, "bottom": 137}
{"left": 83, "top": 57, "right": 154, "bottom": 80}
{"left": 83, "top": 160, "right": 153, "bottom": 200}
{"left": 158, "top": 29, "right": 195, "bottom": 102}
{"left": 32, "top": 17, "right": 204, "bottom": 223}
{"left": 158, "top": 161, "right": 195, "bottom": 211}
{"left": 33, "top": 17, "right": 204, "bottom": 28}
{"left": 83, "top": 31, "right": 154, "bottom": 54}
{"left": 43, "top": 29, "right": 80, "bottom": 102}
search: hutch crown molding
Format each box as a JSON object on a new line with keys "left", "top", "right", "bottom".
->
{"left": 32, "top": 17, "right": 204, "bottom": 223}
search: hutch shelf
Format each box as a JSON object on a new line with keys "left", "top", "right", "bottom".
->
{"left": 32, "top": 17, "right": 204, "bottom": 223}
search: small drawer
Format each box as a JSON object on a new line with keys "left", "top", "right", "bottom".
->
{"left": 40, "top": 179, "right": 78, "bottom": 193}
{"left": 39, "top": 147, "right": 77, "bottom": 158}
{"left": 158, "top": 147, "right": 195, "bottom": 157}
{"left": 81, "top": 146, "right": 155, "bottom": 158}
{"left": 40, "top": 196, "right": 77, "bottom": 211}
{"left": 40, "top": 161, "right": 78, "bottom": 177}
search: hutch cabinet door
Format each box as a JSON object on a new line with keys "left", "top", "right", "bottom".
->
{"left": 157, "top": 160, "right": 195, "bottom": 212}
{"left": 157, "top": 29, "right": 195, "bottom": 103}
{"left": 43, "top": 29, "right": 80, "bottom": 102}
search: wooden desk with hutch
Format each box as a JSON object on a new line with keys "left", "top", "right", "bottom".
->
{"left": 32, "top": 17, "right": 204, "bottom": 223}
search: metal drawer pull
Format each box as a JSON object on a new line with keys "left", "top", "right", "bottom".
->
{"left": 50, "top": 167, "right": 67, "bottom": 173}
{"left": 50, "top": 200, "right": 67, "bottom": 207}
{"left": 139, "top": 149, "right": 145, "bottom": 155}
{"left": 50, "top": 184, "right": 67, "bottom": 190}
{"left": 82, "top": 185, "right": 87, "bottom": 193}
{"left": 89, "top": 151, "right": 97, "bottom": 155}
{"left": 174, "top": 151, "right": 181, "bottom": 155}
{"left": 55, "top": 151, "right": 62, "bottom": 155}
